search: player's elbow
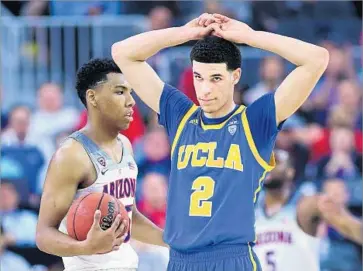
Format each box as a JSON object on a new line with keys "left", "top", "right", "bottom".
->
{"left": 35, "top": 227, "right": 49, "bottom": 253}
{"left": 309, "top": 47, "right": 330, "bottom": 73}
{"left": 111, "top": 42, "right": 133, "bottom": 63}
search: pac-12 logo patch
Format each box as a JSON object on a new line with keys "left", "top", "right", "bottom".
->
{"left": 228, "top": 125, "right": 237, "bottom": 135}
{"left": 97, "top": 156, "right": 106, "bottom": 167}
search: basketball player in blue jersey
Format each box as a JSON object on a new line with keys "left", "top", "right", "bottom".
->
{"left": 112, "top": 13, "right": 329, "bottom": 271}
{"left": 36, "top": 59, "right": 167, "bottom": 271}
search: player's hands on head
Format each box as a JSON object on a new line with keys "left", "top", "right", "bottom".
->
{"left": 183, "top": 13, "right": 221, "bottom": 40}
{"left": 84, "top": 210, "right": 128, "bottom": 254}
{"left": 208, "top": 13, "right": 255, "bottom": 44}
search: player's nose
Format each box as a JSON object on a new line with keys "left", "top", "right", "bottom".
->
{"left": 200, "top": 82, "right": 212, "bottom": 95}
{"left": 125, "top": 93, "right": 135, "bottom": 107}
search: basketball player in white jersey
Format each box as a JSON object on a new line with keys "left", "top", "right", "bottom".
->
{"left": 36, "top": 58, "right": 167, "bottom": 271}
{"left": 254, "top": 149, "right": 322, "bottom": 271}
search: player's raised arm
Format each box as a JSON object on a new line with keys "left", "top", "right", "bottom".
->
{"left": 318, "top": 195, "right": 362, "bottom": 244}
{"left": 210, "top": 14, "right": 329, "bottom": 124}
{"left": 111, "top": 14, "right": 219, "bottom": 113}
{"left": 36, "top": 140, "right": 126, "bottom": 256}
{"left": 296, "top": 195, "right": 323, "bottom": 236}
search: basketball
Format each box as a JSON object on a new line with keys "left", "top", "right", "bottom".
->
{"left": 67, "top": 192, "right": 129, "bottom": 241}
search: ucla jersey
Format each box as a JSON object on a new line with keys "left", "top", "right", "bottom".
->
{"left": 254, "top": 191, "right": 320, "bottom": 271}
{"left": 164, "top": 104, "right": 275, "bottom": 252}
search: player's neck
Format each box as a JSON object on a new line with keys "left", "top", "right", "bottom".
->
{"left": 264, "top": 187, "right": 290, "bottom": 206}
{"left": 82, "top": 120, "right": 119, "bottom": 145}
{"left": 203, "top": 100, "right": 236, "bottom": 119}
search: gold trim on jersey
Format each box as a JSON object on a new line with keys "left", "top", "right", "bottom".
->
{"left": 171, "top": 104, "right": 199, "bottom": 158}
{"left": 200, "top": 105, "right": 246, "bottom": 130}
{"left": 248, "top": 243, "right": 257, "bottom": 271}
{"left": 241, "top": 110, "right": 276, "bottom": 171}
{"left": 253, "top": 169, "right": 269, "bottom": 243}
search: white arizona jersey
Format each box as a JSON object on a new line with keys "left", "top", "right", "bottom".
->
{"left": 254, "top": 191, "right": 320, "bottom": 271}
{"left": 59, "top": 131, "right": 139, "bottom": 271}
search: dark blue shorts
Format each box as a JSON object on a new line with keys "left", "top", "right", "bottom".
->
{"left": 167, "top": 244, "right": 262, "bottom": 271}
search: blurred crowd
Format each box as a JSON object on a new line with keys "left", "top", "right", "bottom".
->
{"left": 1, "top": 1, "right": 362, "bottom": 271}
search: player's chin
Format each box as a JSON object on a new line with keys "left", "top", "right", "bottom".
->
{"left": 118, "top": 120, "right": 131, "bottom": 130}
{"left": 200, "top": 104, "right": 217, "bottom": 113}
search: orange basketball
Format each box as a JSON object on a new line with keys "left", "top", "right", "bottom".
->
{"left": 67, "top": 192, "right": 129, "bottom": 241}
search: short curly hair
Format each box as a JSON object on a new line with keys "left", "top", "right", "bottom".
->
{"left": 75, "top": 58, "right": 121, "bottom": 108}
{"left": 190, "top": 36, "right": 241, "bottom": 71}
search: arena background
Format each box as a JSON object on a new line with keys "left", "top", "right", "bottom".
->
{"left": 0, "top": 1, "right": 362, "bottom": 270}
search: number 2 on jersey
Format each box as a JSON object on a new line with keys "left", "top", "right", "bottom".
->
{"left": 189, "top": 177, "right": 215, "bottom": 217}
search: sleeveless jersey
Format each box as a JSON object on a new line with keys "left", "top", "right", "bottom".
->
{"left": 254, "top": 191, "right": 320, "bottom": 271}
{"left": 164, "top": 104, "right": 275, "bottom": 253}
{"left": 59, "top": 131, "right": 138, "bottom": 271}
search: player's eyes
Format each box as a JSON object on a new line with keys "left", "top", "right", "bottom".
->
{"left": 116, "top": 91, "right": 124, "bottom": 95}
{"left": 212, "top": 77, "right": 222, "bottom": 82}
{"left": 194, "top": 75, "right": 202, "bottom": 80}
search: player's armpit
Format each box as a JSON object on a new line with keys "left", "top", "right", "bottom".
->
{"left": 274, "top": 50, "right": 329, "bottom": 124}
{"left": 131, "top": 205, "right": 168, "bottom": 248}
{"left": 36, "top": 139, "right": 93, "bottom": 257}
{"left": 296, "top": 195, "right": 321, "bottom": 237}
{"left": 112, "top": 47, "right": 164, "bottom": 113}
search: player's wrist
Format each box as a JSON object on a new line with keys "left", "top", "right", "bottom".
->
{"left": 240, "top": 29, "right": 259, "bottom": 46}
{"left": 79, "top": 239, "right": 96, "bottom": 255}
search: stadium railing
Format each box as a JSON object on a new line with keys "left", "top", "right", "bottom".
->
{"left": 1, "top": 15, "right": 361, "bottom": 111}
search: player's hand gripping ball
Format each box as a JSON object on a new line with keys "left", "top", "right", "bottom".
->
{"left": 67, "top": 192, "right": 129, "bottom": 241}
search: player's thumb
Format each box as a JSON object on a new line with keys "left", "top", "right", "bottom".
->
{"left": 92, "top": 210, "right": 102, "bottom": 229}
{"left": 209, "top": 23, "right": 223, "bottom": 38}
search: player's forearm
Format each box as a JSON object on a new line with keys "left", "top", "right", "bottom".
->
{"left": 36, "top": 227, "right": 90, "bottom": 257}
{"left": 112, "top": 27, "right": 191, "bottom": 62}
{"left": 131, "top": 211, "right": 167, "bottom": 247}
{"left": 329, "top": 212, "right": 362, "bottom": 244}
{"left": 245, "top": 31, "right": 329, "bottom": 67}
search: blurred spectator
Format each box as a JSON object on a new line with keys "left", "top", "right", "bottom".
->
{"left": 250, "top": 2, "right": 288, "bottom": 32}
{"left": 302, "top": 45, "right": 358, "bottom": 124}
{"left": 138, "top": 172, "right": 167, "bottom": 228}
{"left": 316, "top": 125, "right": 361, "bottom": 180}
{"left": 243, "top": 56, "right": 284, "bottom": 104}
{"left": 0, "top": 181, "right": 38, "bottom": 247}
{"left": 146, "top": 6, "right": 173, "bottom": 84}
{"left": 149, "top": 6, "right": 173, "bottom": 31}
{"left": 132, "top": 172, "right": 169, "bottom": 271}
{"left": 335, "top": 79, "right": 362, "bottom": 129}
{"left": 134, "top": 127, "right": 170, "bottom": 201}
{"left": 28, "top": 83, "right": 78, "bottom": 170}
{"left": 75, "top": 105, "right": 145, "bottom": 145}
{"left": 2, "top": 105, "right": 33, "bottom": 146}
{"left": 1, "top": 105, "right": 45, "bottom": 198}
{"left": 307, "top": 106, "right": 363, "bottom": 163}
{"left": 320, "top": 179, "right": 362, "bottom": 271}
{"left": 0, "top": 225, "right": 32, "bottom": 271}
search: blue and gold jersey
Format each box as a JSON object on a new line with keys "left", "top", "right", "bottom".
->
{"left": 158, "top": 84, "right": 281, "bottom": 252}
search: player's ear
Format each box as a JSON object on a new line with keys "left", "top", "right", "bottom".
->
{"left": 232, "top": 68, "right": 241, "bottom": 85}
{"left": 86, "top": 89, "right": 97, "bottom": 107}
